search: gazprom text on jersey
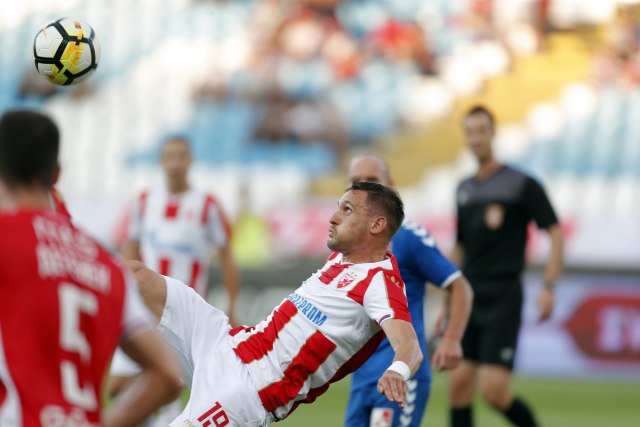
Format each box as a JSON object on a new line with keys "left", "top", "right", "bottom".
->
{"left": 287, "top": 294, "right": 327, "bottom": 326}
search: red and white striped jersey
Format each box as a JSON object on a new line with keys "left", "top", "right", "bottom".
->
{"left": 0, "top": 209, "right": 153, "bottom": 427}
{"left": 229, "top": 251, "right": 411, "bottom": 420}
{"left": 128, "top": 186, "right": 231, "bottom": 297}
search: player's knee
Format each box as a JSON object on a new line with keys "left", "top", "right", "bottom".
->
{"left": 450, "top": 387, "right": 473, "bottom": 407}
{"left": 449, "top": 380, "right": 473, "bottom": 406}
{"left": 478, "top": 380, "right": 510, "bottom": 410}
{"left": 122, "top": 259, "right": 146, "bottom": 273}
{"left": 107, "top": 375, "right": 131, "bottom": 399}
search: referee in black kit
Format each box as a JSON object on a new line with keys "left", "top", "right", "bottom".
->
{"left": 447, "top": 105, "right": 564, "bottom": 427}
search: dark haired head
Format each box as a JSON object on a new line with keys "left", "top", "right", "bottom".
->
{"left": 0, "top": 110, "right": 59, "bottom": 189}
{"left": 464, "top": 105, "right": 495, "bottom": 129}
{"left": 347, "top": 179, "right": 404, "bottom": 238}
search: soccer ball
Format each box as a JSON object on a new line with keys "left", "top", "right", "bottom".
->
{"left": 33, "top": 18, "right": 100, "bottom": 86}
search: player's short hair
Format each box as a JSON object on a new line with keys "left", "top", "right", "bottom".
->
{"left": 464, "top": 105, "right": 495, "bottom": 128}
{"left": 348, "top": 179, "right": 404, "bottom": 238}
{"left": 0, "top": 110, "right": 59, "bottom": 189}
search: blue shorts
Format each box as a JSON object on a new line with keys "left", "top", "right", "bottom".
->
{"left": 344, "top": 378, "right": 430, "bottom": 427}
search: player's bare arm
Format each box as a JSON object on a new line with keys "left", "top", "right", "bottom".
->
{"left": 217, "top": 244, "right": 240, "bottom": 326}
{"left": 449, "top": 242, "right": 464, "bottom": 268}
{"left": 538, "top": 224, "right": 564, "bottom": 321}
{"left": 435, "top": 242, "right": 466, "bottom": 334}
{"left": 104, "top": 329, "right": 183, "bottom": 427}
{"left": 377, "top": 319, "right": 423, "bottom": 408}
{"left": 432, "top": 276, "right": 473, "bottom": 371}
{"left": 122, "top": 239, "right": 142, "bottom": 261}
{"left": 123, "top": 260, "right": 168, "bottom": 320}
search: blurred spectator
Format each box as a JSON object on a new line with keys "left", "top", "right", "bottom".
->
{"left": 593, "top": 4, "right": 640, "bottom": 88}
{"left": 369, "top": 20, "right": 436, "bottom": 74}
{"left": 186, "top": 0, "right": 532, "bottom": 158}
{"left": 253, "top": 94, "right": 348, "bottom": 153}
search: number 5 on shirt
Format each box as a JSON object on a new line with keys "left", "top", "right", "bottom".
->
{"left": 59, "top": 283, "right": 98, "bottom": 410}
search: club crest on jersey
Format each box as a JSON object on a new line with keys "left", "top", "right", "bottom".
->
{"left": 337, "top": 271, "right": 358, "bottom": 289}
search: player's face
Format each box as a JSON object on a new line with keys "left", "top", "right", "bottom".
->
{"left": 161, "top": 140, "right": 191, "bottom": 181}
{"left": 327, "top": 190, "right": 371, "bottom": 253}
{"left": 463, "top": 113, "right": 494, "bottom": 162}
{"left": 347, "top": 157, "right": 392, "bottom": 187}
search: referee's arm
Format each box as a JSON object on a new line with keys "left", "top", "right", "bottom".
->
{"left": 433, "top": 275, "right": 473, "bottom": 371}
{"left": 538, "top": 223, "right": 564, "bottom": 321}
{"left": 524, "top": 177, "right": 565, "bottom": 321}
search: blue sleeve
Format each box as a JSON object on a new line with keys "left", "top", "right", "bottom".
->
{"left": 406, "top": 225, "right": 461, "bottom": 288}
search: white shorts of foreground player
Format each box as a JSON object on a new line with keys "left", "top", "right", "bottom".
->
{"left": 158, "top": 277, "right": 268, "bottom": 426}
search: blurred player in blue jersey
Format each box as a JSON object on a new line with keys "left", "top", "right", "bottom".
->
{"left": 345, "top": 155, "right": 474, "bottom": 427}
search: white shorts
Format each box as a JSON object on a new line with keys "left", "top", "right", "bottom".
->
{"left": 158, "top": 276, "right": 269, "bottom": 427}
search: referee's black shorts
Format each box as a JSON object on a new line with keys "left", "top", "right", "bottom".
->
{"left": 461, "top": 277, "right": 523, "bottom": 369}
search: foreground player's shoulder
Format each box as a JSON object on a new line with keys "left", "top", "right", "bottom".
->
{"left": 0, "top": 211, "right": 14, "bottom": 231}
{"left": 0, "top": 211, "right": 34, "bottom": 256}
{"left": 379, "top": 253, "right": 405, "bottom": 289}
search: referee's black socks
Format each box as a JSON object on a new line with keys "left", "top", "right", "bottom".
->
{"left": 503, "top": 397, "right": 539, "bottom": 427}
{"left": 451, "top": 406, "right": 472, "bottom": 427}
{"left": 451, "top": 398, "right": 538, "bottom": 427}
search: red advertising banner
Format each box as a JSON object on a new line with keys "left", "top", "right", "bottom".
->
{"left": 518, "top": 274, "right": 640, "bottom": 378}
{"left": 564, "top": 294, "right": 640, "bottom": 363}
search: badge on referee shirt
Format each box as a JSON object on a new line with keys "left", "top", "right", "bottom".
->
{"left": 484, "top": 203, "right": 505, "bottom": 230}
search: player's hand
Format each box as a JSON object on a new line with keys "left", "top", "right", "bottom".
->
{"left": 377, "top": 370, "right": 407, "bottom": 408}
{"left": 432, "top": 335, "right": 462, "bottom": 371}
{"left": 537, "top": 287, "right": 554, "bottom": 322}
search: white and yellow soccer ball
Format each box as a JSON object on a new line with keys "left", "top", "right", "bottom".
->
{"left": 33, "top": 18, "right": 100, "bottom": 86}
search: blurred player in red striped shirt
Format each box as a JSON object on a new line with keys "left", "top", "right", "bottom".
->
{"left": 109, "top": 136, "right": 240, "bottom": 426}
{"left": 0, "top": 110, "right": 182, "bottom": 427}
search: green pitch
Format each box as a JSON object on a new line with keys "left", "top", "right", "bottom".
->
{"left": 277, "top": 373, "right": 639, "bottom": 426}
